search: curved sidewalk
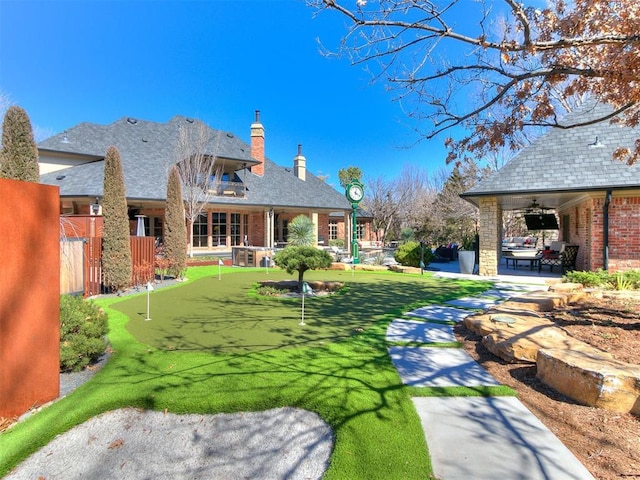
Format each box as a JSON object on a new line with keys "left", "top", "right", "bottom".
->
{"left": 387, "top": 271, "right": 595, "bottom": 479}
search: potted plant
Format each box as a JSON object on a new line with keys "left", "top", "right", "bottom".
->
{"left": 458, "top": 235, "right": 477, "bottom": 274}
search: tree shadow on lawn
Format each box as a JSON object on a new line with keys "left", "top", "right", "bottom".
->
{"left": 71, "top": 334, "right": 431, "bottom": 477}
{"left": 113, "top": 270, "right": 489, "bottom": 353}
{"left": 95, "top": 331, "right": 412, "bottom": 433}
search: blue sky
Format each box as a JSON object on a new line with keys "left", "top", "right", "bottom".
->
{"left": 0, "top": 0, "right": 453, "bottom": 187}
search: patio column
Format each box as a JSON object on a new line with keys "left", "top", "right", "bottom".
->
{"left": 478, "top": 197, "right": 502, "bottom": 276}
{"left": 311, "top": 211, "right": 319, "bottom": 246}
{"left": 344, "top": 211, "right": 351, "bottom": 254}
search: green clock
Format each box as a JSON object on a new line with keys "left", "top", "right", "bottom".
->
{"left": 346, "top": 180, "right": 364, "bottom": 204}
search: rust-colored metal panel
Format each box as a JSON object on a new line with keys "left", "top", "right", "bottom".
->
{"left": 84, "top": 237, "right": 102, "bottom": 297}
{"left": 0, "top": 178, "right": 61, "bottom": 418}
{"left": 130, "top": 236, "right": 155, "bottom": 287}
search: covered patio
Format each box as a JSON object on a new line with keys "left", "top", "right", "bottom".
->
{"left": 430, "top": 255, "right": 563, "bottom": 283}
{"left": 461, "top": 101, "right": 640, "bottom": 276}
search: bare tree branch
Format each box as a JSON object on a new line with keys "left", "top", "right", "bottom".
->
{"left": 309, "top": 0, "right": 640, "bottom": 163}
{"left": 174, "top": 120, "right": 221, "bottom": 257}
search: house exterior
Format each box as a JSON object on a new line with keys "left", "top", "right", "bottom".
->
{"left": 39, "top": 112, "right": 373, "bottom": 251}
{"left": 461, "top": 101, "right": 640, "bottom": 276}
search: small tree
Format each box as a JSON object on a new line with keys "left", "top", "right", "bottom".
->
{"left": 338, "top": 166, "right": 363, "bottom": 188}
{"left": 102, "top": 146, "right": 132, "bottom": 293}
{"left": 287, "top": 214, "right": 315, "bottom": 246}
{"left": 164, "top": 165, "right": 187, "bottom": 278}
{"left": 175, "top": 120, "right": 221, "bottom": 257}
{"left": 273, "top": 246, "right": 333, "bottom": 290}
{"left": 0, "top": 105, "right": 39, "bottom": 182}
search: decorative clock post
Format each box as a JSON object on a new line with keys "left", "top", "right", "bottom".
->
{"left": 345, "top": 179, "right": 364, "bottom": 264}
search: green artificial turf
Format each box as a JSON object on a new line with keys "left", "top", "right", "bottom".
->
{"left": 116, "top": 269, "right": 487, "bottom": 353}
{"left": 0, "top": 266, "right": 494, "bottom": 479}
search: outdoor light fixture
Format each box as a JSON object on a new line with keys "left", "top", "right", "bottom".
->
{"left": 91, "top": 197, "right": 100, "bottom": 216}
{"left": 589, "top": 136, "right": 604, "bottom": 148}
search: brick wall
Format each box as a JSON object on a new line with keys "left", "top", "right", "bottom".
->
{"left": 559, "top": 194, "right": 640, "bottom": 272}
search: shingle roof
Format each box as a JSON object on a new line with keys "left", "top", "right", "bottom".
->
{"left": 462, "top": 101, "right": 640, "bottom": 199}
{"left": 39, "top": 116, "right": 351, "bottom": 210}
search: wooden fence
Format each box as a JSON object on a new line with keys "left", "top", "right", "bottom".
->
{"left": 61, "top": 236, "right": 155, "bottom": 297}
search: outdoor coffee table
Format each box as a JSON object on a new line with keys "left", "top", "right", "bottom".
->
{"left": 502, "top": 250, "right": 543, "bottom": 271}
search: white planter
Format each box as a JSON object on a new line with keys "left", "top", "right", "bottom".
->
{"left": 458, "top": 250, "right": 476, "bottom": 274}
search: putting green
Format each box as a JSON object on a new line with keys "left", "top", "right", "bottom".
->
{"left": 114, "top": 269, "right": 471, "bottom": 352}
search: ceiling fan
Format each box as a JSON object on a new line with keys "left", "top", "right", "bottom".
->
{"left": 522, "top": 198, "right": 552, "bottom": 213}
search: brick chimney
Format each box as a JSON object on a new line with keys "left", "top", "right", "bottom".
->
{"left": 250, "top": 110, "right": 265, "bottom": 176}
{"left": 293, "top": 144, "right": 306, "bottom": 181}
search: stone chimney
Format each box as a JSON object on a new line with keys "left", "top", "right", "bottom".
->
{"left": 293, "top": 144, "right": 306, "bottom": 181}
{"left": 250, "top": 110, "right": 265, "bottom": 176}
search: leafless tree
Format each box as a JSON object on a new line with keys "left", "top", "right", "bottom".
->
{"left": 363, "top": 175, "right": 399, "bottom": 244}
{"left": 309, "top": 0, "right": 640, "bottom": 164}
{"left": 174, "top": 120, "right": 222, "bottom": 257}
{"left": 363, "top": 164, "right": 430, "bottom": 244}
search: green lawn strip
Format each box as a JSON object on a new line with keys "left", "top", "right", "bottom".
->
{"left": 406, "top": 385, "right": 517, "bottom": 397}
{"left": 0, "top": 268, "right": 492, "bottom": 478}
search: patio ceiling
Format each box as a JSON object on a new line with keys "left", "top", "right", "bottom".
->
{"left": 463, "top": 190, "right": 593, "bottom": 212}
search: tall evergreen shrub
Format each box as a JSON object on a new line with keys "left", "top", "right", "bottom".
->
{"left": 101, "top": 146, "right": 132, "bottom": 292}
{"left": 0, "top": 105, "right": 40, "bottom": 182}
{"left": 164, "top": 165, "right": 187, "bottom": 278}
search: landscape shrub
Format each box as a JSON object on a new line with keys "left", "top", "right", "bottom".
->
{"left": 256, "top": 285, "right": 290, "bottom": 297}
{"left": 621, "top": 269, "right": 640, "bottom": 289}
{"left": 393, "top": 241, "right": 433, "bottom": 268}
{"left": 287, "top": 215, "right": 315, "bottom": 246}
{"left": 60, "top": 295, "right": 109, "bottom": 372}
{"left": 329, "top": 238, "right": 345, "bottom": 248}
{"left": 564, "top": 269, "right": 640, "bottom": 290}
{"left": 370, "top": 252, "right": 388, "bottom": 265}
{"left": 563, "top": 270, "right": 609, "bottom": 288}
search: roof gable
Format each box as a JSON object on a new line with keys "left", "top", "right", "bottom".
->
{"left": 464, "top": 101, "right": 640, "bottom": 197}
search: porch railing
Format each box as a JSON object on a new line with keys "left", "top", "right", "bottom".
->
{"left": 207, "top": 181, "right": 246, "bottom": 197}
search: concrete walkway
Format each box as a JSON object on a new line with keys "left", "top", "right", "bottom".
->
{"left": 388, "top": 262, "right": 595, "bottom": 479}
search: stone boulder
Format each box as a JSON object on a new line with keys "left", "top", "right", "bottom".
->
{"left": 500, "top": 290, "right": 586, "bottom": 312}
{"left": 537, "top": 348, "right": 640, "bottom": 414}
{"left": 483, "top": 326, "right": 570, "bottom": 363}
{"left": 548, "top": 282, "right": 583, "bottom": 294}
{"left": 463, "top": 290, "right": 610, "bottom": 364}
{"left": 462, "top": 284, "right": 637, "bottom": 414}
{"left": 463, "top": 306, "right": 594, "bottom": 363}
{"left": 463, "top": 309, "right": 549, "bottom": 337}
